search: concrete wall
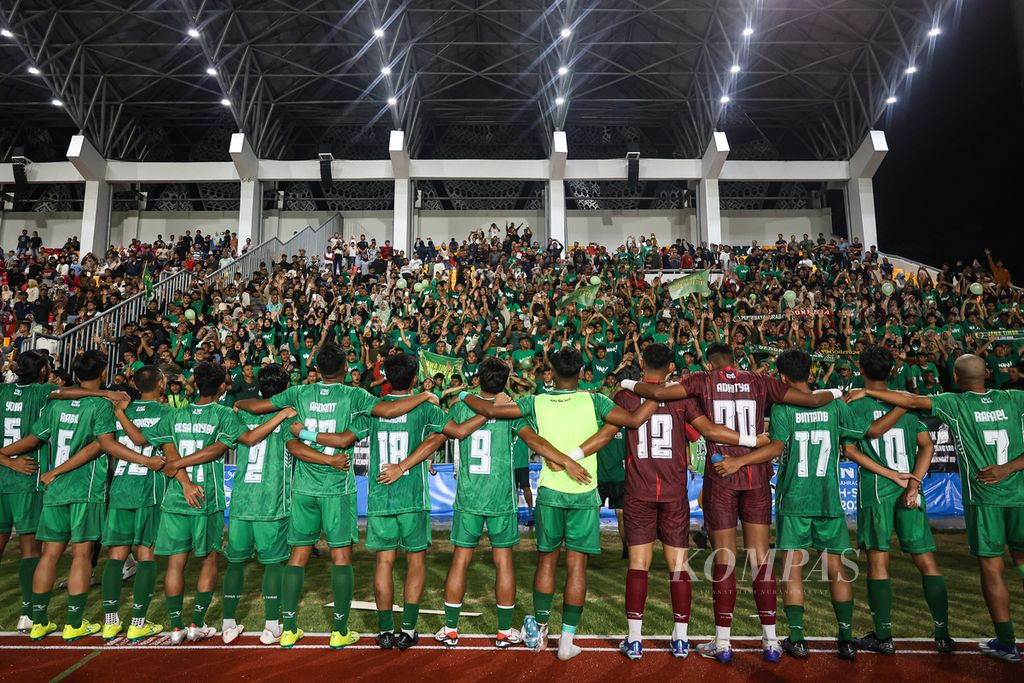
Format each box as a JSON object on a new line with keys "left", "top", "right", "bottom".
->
{"left": 0, "top": 207, "right": 832, "bottom": 255}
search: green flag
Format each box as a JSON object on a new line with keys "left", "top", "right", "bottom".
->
{"left": 667, "top": 270, "right": 711, "bottom": 300}
{"left": 419, "top": 349, "right": 465, "bottom": 382}
{"left": 142, "top": 263, "right": 154, "bottom": 302}
{"left": 558, "top": 284, "right": 600, "bottom": 310}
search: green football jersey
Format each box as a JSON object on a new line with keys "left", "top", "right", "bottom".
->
{"left": 770, "top": 400, "right": 856, "bottom": 517}
{"left": 930, "top": 390, "right": 1024, "bottom": 506}
{"left": 271, "top": 382, "right": 379, "bottom": 497}
{"left": 0, "top": 383, "right": 56, "bottom": 493}
{"left": 109, "top": 400, "right": 172, "bottom": 509}
{"left": 31, "top": 397, "right": 117, "bottom": 506}
{"left": 597, "top": 428, "right": 626, "bottom": 484}
{"left": 444, "top": 401, "right": 526, "bottom": 516}
{"left": 231, "top": 411, "right": 296, "bottom": 521}
{"left": 150, "top": 402, "right": 246, "bottom": 516}
{"left": 845, "top": 397, "right": 928, "bottom": 506}
{"left": 512, "top": 432, "right": 530, "bottom": 469}
{"left": 364, "top": 394, "right": 445, "bottom": 516}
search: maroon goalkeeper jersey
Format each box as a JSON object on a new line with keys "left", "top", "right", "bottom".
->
{"left": 681, "top": 368, "right": 789, "bottom": 491}
{"left": 616, "top": 388, "right": 692, "bottom": 503}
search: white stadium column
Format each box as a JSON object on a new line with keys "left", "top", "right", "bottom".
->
{"left": 67, "top": 135, "right": 110, "bottom": 257}
{"left": 547, "top": 131, "right": 568, "bottom": 245}
{"left": 847, "top": 130, "right": 888, "bottom": 251}
{"left": 698, "top": 132, "right": 729, "bottom": 247}
{"left": 230, "top": 133, "right": 262, "bottom": 246}
{"left": 390, "top": 131, "right": 412, "bottom": 255}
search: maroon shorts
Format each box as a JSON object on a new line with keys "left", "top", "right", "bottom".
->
{"left": 624, "top": 496, "right": 690, "bottom": 547}
{"left": 702, "top": 480, "right": 772, "bottom": 532}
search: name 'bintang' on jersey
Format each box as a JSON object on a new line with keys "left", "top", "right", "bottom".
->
{"left": 770, "top": 400, "right": 857, "bottom": 518}
{"left": 270, "top": 382, "right": 380, "bottom": 498}
{"left": 444, "top": 401, "right": 529, "bottom": 517}
{"left": 231, "top": 412, "right": 298, "bottom": 521}
{"left": 361, "top": 394, "right": 446, "bottom": 516}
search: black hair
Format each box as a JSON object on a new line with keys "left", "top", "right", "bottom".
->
{"left": 859, "top": 345, "right": 893, "bottom": 382}
{"left": 641, "top": 342, "right": 674, "bottom": 371}
{"left": 133, "top": 365, "right": 163, "bottom": 394}
{"left": 257, "top": 363, "right": 291, "bottom": 399}
{"left": 314, "top": 341, "right": 346, "bottom": 378}
{"left": 776, "top": 349, "right": 812, "bottom": 383}
{"left": 15, "top": 350, "right": 50, "bottom": 384}
{"left": 617, "top": 364, "right": 642, "bottom": 382}
{"left": 550, "top": 346, "right": 584, "bottom": 379}
{"left": 383, "top": 352, "right": 419, "bottom": 391}
{"left": 193, "top": 361, "right": 227, "bottom": 397}
{"left": 706, "top": 342, "right": 734, "bottom": 363}
{"left": 71, "top": 349, "right": 108, "bottom": 383}
{"left": 478, "top": 357, "right": 511, "bottom": 394}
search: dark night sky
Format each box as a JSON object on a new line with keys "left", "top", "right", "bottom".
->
{"left": 873, "top": 0, "right": 1024, "bottom": 276}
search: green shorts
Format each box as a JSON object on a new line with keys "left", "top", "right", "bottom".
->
{"left": 154, "top": 511, "right": 224, "bottom": 557}
{"left": 102, "top": 506, "right": 160, "bottom": 548}
{"left": 535, "top": 503, "right": 601, "bottom": 555}
{"left": 776, "top": 514, "right": 851, "bottom": 554}
{"left": 0, "top": 491, "right": 43, "bottom": 535}
{"left": 37, "top": 502, "right": 105, "bottom": 544}
{"left": 964, "top": 504, "right": 1024, "bottom": 558}
{"left": 366, "top": 511, "right": 431, "bottom": 552}
{"left": 226, "top": 518, "right": 290, "bottom": 564}
{"left": 857, "top": 497, "right": 936, "bottom": 554}
{"left": 598, "top": 481, "right": 625, "bottom": 509}
{"left": 289, "top": 493, "right": 357, "bottom": 548}
{"left": 450, "top": 510, "right": 520, "bottom": 549}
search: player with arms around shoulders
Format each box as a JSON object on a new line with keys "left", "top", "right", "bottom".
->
{"left": 845, "top": 353, "right": 1024, "bottom": 663}
{"left": 621, "top": 342, "right": 842, "bottom": 664}
{"left": 148, "top": 361, "right": 295, "bottom": 645}
{"left": 609, "top": 343, "right": 771, "bottom": 661}
{"left": 99, "top": 365, "right": 175, "bottom": 642}
{"left": 714, "top": 349, "right": 916, "bottom": 661}
{"left": 234, "top": 341, "right": 438, "bottom": 650}
{"left": 392, "top": 357, "right": 586, "bottom": 650}
{"left": 0, "top": 350, "right": 160, "bottom": 642}
{"left": 219, "top": 363, "right": 299, "bottom": 645}
{"left": 463, "top": 346, "right": 659, "bottom": 661}
{"left": 843, "top": 345, "right": 953, "bottom": 656}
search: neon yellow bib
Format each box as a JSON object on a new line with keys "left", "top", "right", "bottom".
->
{"left": 535, "top": 391, "right": 598, "bottom": 494}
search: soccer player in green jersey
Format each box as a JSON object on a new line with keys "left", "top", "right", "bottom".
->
{"left": 0, "top": 350, "right": 162, "bottom": 642}
{"left": 846, "top": 353, "right": 1024, "bottom": 663}
{"left": 464, "top": 347, "right": 659, "bottom": 661}
{"left": 307, "top": 352, "right": 446, "bottom": 651}
{"left": 100, "top": 366, "right": 174, "bottom": 642}
{"left": 150, "top": 361, "right": 295, "bottom": 645}
{"left": 234, "top": 341, "right": 438, "bottom": 650}
{"left": 714, "top": 350, "right": 915, "bottom": 661}
{"left": 219, "top": 363, "right": 297, "bottom": 645}
{"left": 387, "top": 357, "right": 586, "bottom": 650}
{"left": 844, "top": 346, "right": 953, "bottom": 655}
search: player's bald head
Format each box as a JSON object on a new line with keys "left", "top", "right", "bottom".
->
{"left": 953, "top": 354, "right": 986, "bottom": 385}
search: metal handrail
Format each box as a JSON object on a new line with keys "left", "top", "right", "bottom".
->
{"left": 29, "top": 214, "right": 340, "bottom": 378}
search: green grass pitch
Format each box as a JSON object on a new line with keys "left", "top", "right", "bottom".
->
{"left": 0, "top": 526, "right": 1016, "bottom": 640}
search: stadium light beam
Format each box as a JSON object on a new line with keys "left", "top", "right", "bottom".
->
{"left": 387, "top": 96, "right": 398, "bottom": 106}
{"left": 1, "top": 29, "right": 12, "bottom": 38}
{"left": 206, "top": 66, "right": 217, "bottom": 76}
{"left": 560, "top": 27, "right": 572, "bottom": 39}
{"left": 885, "top": 96, "right": 897, "bottom": 104}
{"left": 51, "top": 99, "right": 63, "bottom": 107}
{"left": 374, "top": 28, "right": 385, "bottom": 38}
{"left": 905, "top": 66, "right": 917, "bottom": 75}
{"left": 730, "top": 64, "right": 741, "bottom": 74}
{"left": 187, "top": 28, "right": 200, "bottom": 39}
{"left": 381, "top": 66, "right": 391, "bottom": 75}
{"left": 558, "top": 66, "right": 568, "bottom": 75}
{"left": 928, "top": 27, "right": 941, "bottom": 37}
{"left": 28, "top": 66, "right": 40, "bottom": 75}
{"left": 720, "top": 95, "right": 731, "bottom": 104}
{"left": 220, "top": 98, "right": 231, "bottom": 106}
{"left": 742, "top": 27, "right": 754, "bottom": 37}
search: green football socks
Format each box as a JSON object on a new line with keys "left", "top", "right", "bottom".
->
{"left": 533, "top": 590, "right": 553, "bottom": 625}
{"left": 281, "top": 566, "right": 305, "bottom": 632}
{"left": 192, "top": 591, "right": 213, "bottom": 627}
{"left": 67, "top": 593, "right": 88, "bottom": 629}
{"left": 131, "top": 561, "right": 157, "bottom": 624}
{"left": 31, "top": 591, "right": 51, "bottom": 626}
{"left": 562, "top": 602, "right": 583, "bottom": 633}
{"left": 401, "top": 603, "right": 419, "bottom": 634}
{"left": 166, "top": 594, "right": 184, "bottom": 630}
{"left": 222, "top": 562, "right": 245, "bottom": 621}
{"left": 921, "top": 574, "right": 950, "bottom": 638}
{"left": 497, "top": 604, "right": 514, "bottom": 632}
{"left": 867, "top": 578, "right": 893, "bottom": 640}
{"left": 832, "top": 600, "right": 854, "bottom": 642}
{"left": 102, "top": 559, "right": 126, "bottom": 620}
{"left": 378, "top": 609, "right": 395, "bottom": 633}
{"left": 994, "top": 621, "right": 1016, "bottom": 648}
{"left": 444, "top": 602, "right": 462, "bottom": 631}
{"left": 331, "top": 565, "right": 353, "bottom": 633}
{"left": 262, "top": 564, "right": 283, "bottom": 623}
{"left": 19, "top": 557, "right": 39, "bottom": 617}
{"left": 784, "top": 604, "right": 805, "bottom": 642}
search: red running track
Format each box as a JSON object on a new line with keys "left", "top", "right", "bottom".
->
{"left": 0, "top": 634, "right": 1018, "bottom": 682}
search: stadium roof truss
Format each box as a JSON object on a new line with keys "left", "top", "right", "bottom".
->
{"left": 0, "top": 0, "right": 960, "bottom": 163}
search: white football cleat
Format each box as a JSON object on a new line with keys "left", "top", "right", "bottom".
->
{"left": 260, "top": 627, "right": 282, "bottom": 645}
{"left": 187, "top": 624, "right": 216, "bottom": 642}
{"left": 16, "top": 615, "right": 32, "bottom": 633}
{"left": 169, "top": 628, "right": 186, "bottom": 645}
{"left": 222, "top": 623, "right": 244, "bottom": 644}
